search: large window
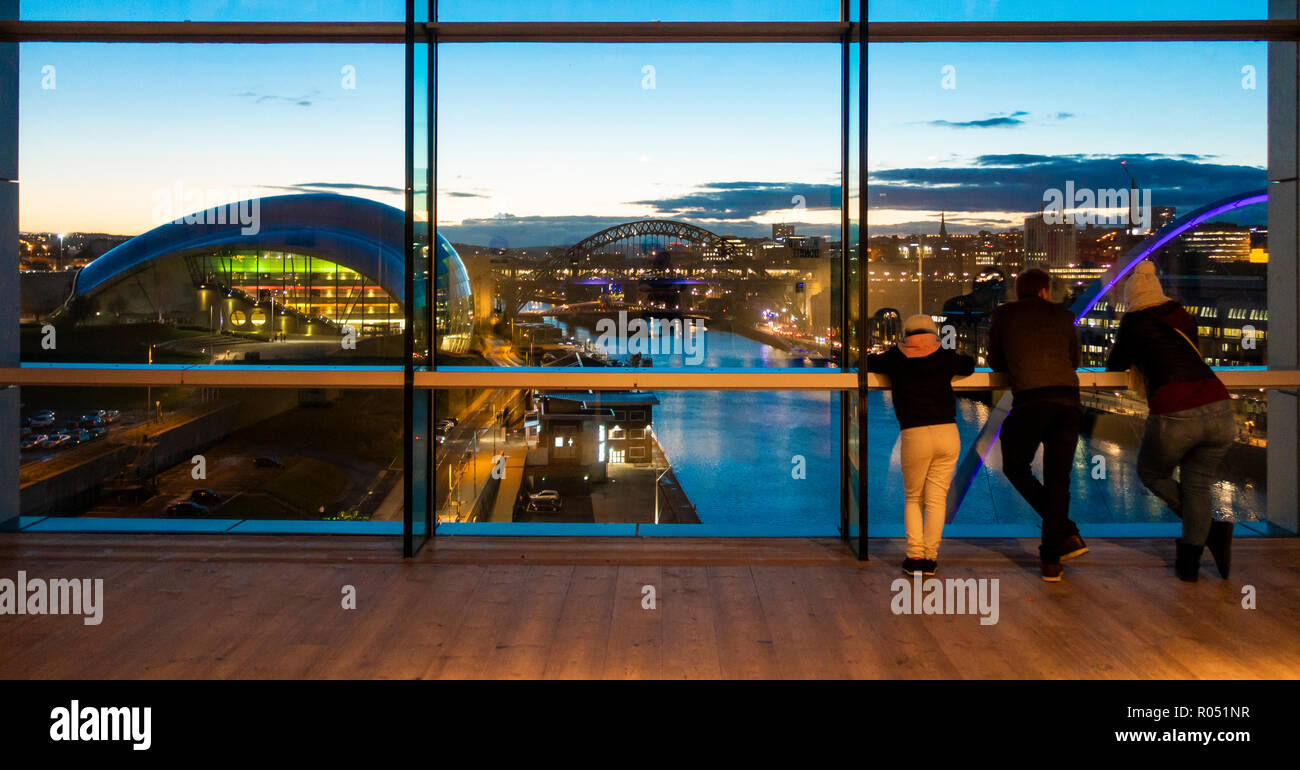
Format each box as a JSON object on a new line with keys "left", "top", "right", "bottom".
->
{"left": 3, "top": 2, "right": 1299, "bottom": 555}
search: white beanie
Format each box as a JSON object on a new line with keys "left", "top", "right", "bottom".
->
{"left": 1124, "top": 260, "right": 1170, "bottom": 312}
{"left": 903, "top": 314, "right": 938, "bottom": 336}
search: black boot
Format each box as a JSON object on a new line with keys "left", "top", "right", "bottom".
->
{"left": 1175, "top": 542, "right": 1202, "bottom": 582}
{"left": 1206, "top": 521, "right": 1233, "bottom": 579}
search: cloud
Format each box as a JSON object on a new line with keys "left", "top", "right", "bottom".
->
{"left": 443, "top": 191, "right": 489, "bottom": 198}
{"left": 258, "top": 182, "right": 403, "bottom": 195}
{"left": 869, "top": 153, "right": 1264, "bottom": 214}
{"left": 867, "top": 216, "right": 1011, "bottom": 236}
{"left": 630, "top": 181, "right": 840, "bottom": 221}
{"left": 237, "top": 89, "right": 322, "bottom": 107}
{"left": 927, "top": 110, "right": 1030, "bottom": 129}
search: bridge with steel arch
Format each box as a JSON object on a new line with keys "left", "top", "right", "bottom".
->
{"left": 535, "top": 219, "right": 733, "bottom": 280}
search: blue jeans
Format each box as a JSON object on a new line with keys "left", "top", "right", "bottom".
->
{"left": 1136, "top": 400, "right": 1235, "bottom": 546}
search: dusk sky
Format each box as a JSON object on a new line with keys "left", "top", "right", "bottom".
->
{"left": 17, "top": 0, "right": 1271, "bottom": 244}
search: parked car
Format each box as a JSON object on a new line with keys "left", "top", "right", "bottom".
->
{"left": 78, "top": 415, "right": 106, "bottom": 429}
{"left": 20, "top": 436, "right": 41, "bottom": 451}
{"left": 529, "top": 490, "right": 562, "bottom": 504}
{"left": 166, "top": 501, "right": 210, "bottom": 517}
{"left": 29, "top": 414, "right": 55, "bottom": 429}
{"left": 253, "top": 456, "right": 284, "bottom": 468}
{"left": 38, "top": 434, "right": 70, "bottom": 450}
{"left": 525, "top": 497, "right": 562, "bottom": 514}
{"left": 93, "top": 409, "right": 120, "bottom": 423}
{"left": 436, "top": 419, "right": 457, "bottom": 434}
{"left": 52, "top": 430, "right": 78, "bottom": 447}
{"left": 189, "top": 489, "right": 221, "bottom": 504}
{"left": 87, "top": 427, "right": 107, "bottom": 440}
{"left": 20, "top": 426, "right": 31, "bottom": 439}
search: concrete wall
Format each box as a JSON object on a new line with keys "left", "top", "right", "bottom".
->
{"left": 1269, "top": 0, "right": 1300, "bottom": 533}
{"left": 19, "top": 270, "right": 74, "bottom": 319}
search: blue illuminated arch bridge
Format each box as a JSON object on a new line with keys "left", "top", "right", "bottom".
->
{"left": 945, "top": 189, "right": 1269, "bottom": 521}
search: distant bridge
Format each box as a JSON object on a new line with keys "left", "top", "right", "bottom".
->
{"left": 537, "top": 219, "right": 733, "bottom": 279}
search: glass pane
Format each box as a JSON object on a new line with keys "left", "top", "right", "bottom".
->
{"left": 19, "top": 0, "right": 405, "bottom": 22}
{"left": 18, "top": 386, "right": 404, "bottom": 532}
{"left": 437, "top": 42, "right": 843, "bottom": 372}
{"left": 18, "top": 43, "right": 406, "bottom": 367}
{"left": 868, "top": 0, "right": 1267, "bottom": 22}
{"left": 867, "top": 41, "right": 1265, "bottom": 322}
{"left": 433, "top": 387, "right": 839, "bottom": 535}
{"left": 865, "top": 41, "right": 1279, "bottom": 539}
{"left": 868, "top": 387, "right": 1270, "bottom": 535}
{"left": 438, "top": 1, "right": 840, "bottom": 23}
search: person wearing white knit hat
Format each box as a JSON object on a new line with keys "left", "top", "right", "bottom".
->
{"left": 867, "top": 314, "right": 975, "bottom": 576}
{"left": 1124, "top": 259, "right": 1171, "bottom": 312}
{"left": 1106, "top": 260, "right": 1235, "bottom": 582}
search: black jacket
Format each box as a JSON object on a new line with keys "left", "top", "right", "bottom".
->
{"left": 866, "top": 346, "right": 976, "bottom": 429}
{"left": 987, "top": 296, "right": 1080, "bottom": 405}
{"left": 1105, "top": 300, "right": 1229, "bottom": 414}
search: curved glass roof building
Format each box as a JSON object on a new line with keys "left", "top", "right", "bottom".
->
{"left": 61, "top": 193, "right": 474, "bottom": 354}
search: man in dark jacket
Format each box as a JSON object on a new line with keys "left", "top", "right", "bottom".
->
{"left": 987, "top": 269, "right": 1089, "bottom": 581}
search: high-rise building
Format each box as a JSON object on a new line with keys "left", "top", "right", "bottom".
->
{"left": 1024, "top": 213, "right": 1077, "bottom": 269}
{"left": 772, "top": 223, "right": 794, "bottom": 242}
{"left": 1179, "top": 223, "right": 1252, "bottom": 262}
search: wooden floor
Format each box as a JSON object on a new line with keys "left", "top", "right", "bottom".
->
{"left": 1, "top": 533, "right": 1298, "bottom": 679}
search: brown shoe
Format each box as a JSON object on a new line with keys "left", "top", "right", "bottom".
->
{"left": 1041, "top": 562, "right": 1063, "bottom": 582}
{"left": 1060, "top": 535, "right": 1089, "bottom": 561}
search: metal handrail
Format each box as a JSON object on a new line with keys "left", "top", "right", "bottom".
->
{"left": 2, "top": 365, "right": 1298, "bottom": 391}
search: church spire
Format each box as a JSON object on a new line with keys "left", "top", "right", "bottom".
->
{"left": 939, "top": 211, "right": 948, "bottom": 239}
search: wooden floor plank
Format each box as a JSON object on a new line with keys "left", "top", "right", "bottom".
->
{"left": 541, "top": 566, "right": 617, "bottom": 679}
{"left": 1, "top": 534, "right": 1297, "bottom": 680}
{"left": 659, "top": 566, "right": 722, "bottom": 680}
{"left": 601, "top": 566, "right": 664, "bottom": 680}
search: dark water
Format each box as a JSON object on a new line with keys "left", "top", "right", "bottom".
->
{"left": 867, "top": 391, "right": 1266, "bottom": 529}
{"left": 543, "top": 314, "right": 1265, "bottom": 531}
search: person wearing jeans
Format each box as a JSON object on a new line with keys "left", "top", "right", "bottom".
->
{"left": 988, "top": 269, "right": 1089, "bottom": 581}
{"left": 899, "top": 421, "right": 961, "bottom": 568}
{"left": 867, "top": 314, "right": 974, "bottom": 575}
{"left": 1106, "top": 260, "right": 1235, "bottom": 581}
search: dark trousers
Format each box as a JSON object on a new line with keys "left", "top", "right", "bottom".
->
{"left": 999, "top": 400, "right": 1083, "bottom": 563}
